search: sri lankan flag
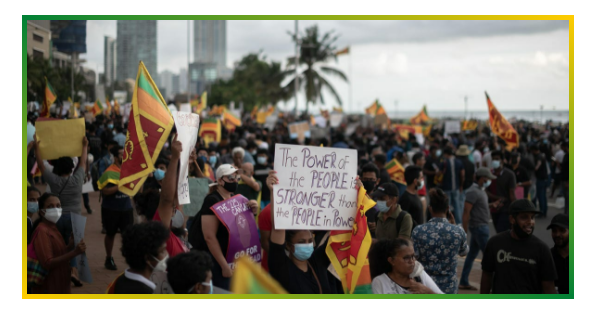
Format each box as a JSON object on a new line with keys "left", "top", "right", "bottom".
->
{"left": 486, "top": 92, "right": 519, "bottom": 151}
{"left": 92, "top": 98, "right": 103, "bottom": 116}
{"left": 118, "top": 61, "right": 174, "bottom": 197}
{"left": 326, "top": 186, "right": 375, "bottom": 294}
{"left": 365, "top": 100, "right": 386, "bottom": 116}
{"left": 68, "top": 97, "right": 80, "bottom": 119}
{"left": 193, "top": 91, "right": 207, "bottom": 114}
{"left": 462, "top": 120, "right": 478, "bottom": 131}
{"left": 385, "top": 159, "right": 406, "bottom": 185}
{"left": 209, "top": 104, "right": 226, "bottom": 116}
{"left": 41, "top": 77, "right": 57, "bottom": 118}
{"left": 114, "top": 99, "right": 121, "bottom": 116}
{"left": 223, "top": 109, "right": 241, "bottom": 132}
{"left": 231, "top": 256, "right": 287, "bottom": 294}
{"left": 97, "top": 164, "right": 121, "bottom": 190}
{"left": 335, "top": 46, "right": 350, "bottom": 56}
{"left": 204, "top": 163, "right": 215, "bottom": 181}
{"left": 410, "top": 105, "right": 430, "bottom": 125}
{"left": 250, "top": 105, "right": 258, "bottom": 119}
{"left": 199, "top": 117, "right": 221, "bottom": 148}
{"left": 393, "top": 124, "right": 416, "bottom": 140}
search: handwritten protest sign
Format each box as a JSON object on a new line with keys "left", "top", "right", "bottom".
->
{"left": 265, "top": 115, "right": 278, "bottom": 131}
{"left": 179, "top": 103, "right": 192, "bottom": 113}
{"left": 71, "top": 213, "right": 93, "bottom": 283}
{"left": 211, "top": 195, "right": 261, "bottom": 269}
{"left": 35, "top": 118, "right": 85, "bottom": 160}
{"left": 174, "top": 112, "right": 200, "bottom": 204}
{"left": 273, "top": 144, "right": 358, "bottom": 230}
{"left": 444, "top": 120, "right": 461, "bottom": 136}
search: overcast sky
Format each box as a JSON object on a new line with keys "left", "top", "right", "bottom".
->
{"left": 83, "top": 20, "right": 569, "bottom": 112}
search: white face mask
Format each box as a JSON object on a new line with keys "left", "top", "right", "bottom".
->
{"left": 171, "top": 210, "right": 184, "bottom": 229}
{"left": 43, "top": 207, "right": 62, "bottom": 224}
{"left": 150, "top": 254, "right": 169, "bottom": 273}
{"left": 417, "top": 180, "right": 425, "bottom": 190}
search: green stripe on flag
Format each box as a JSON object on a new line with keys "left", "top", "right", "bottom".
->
{"left": 248, "top": 277, "right": 272, "bottom": 294}
{"left": 46, "top": 81, "right": 56, "bottom": 95}
{"left": 138, "top": 71, "right": 162, "bottom": 103}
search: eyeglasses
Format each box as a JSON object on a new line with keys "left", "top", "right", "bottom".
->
{"left": 402, "top": 255, "right": 416, "bottom": 263}
{"left": 222, "top": 175, "right": 240, "bottom": 182}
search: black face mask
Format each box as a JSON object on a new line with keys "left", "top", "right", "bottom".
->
{"left": 223, "top": 181, "right": 238, "bottom": 193}
{"left": 363, "top": 181, "right": 376, "bottom": 194}
{"left": 512, "top": 223, "right": 533, "bottom": 239}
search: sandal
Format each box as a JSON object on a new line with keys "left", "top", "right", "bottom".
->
{"left": 459, "top": 285, "right": 478, "bottom": 290}
{"left": 71, "top": 276, "right": 83, "bottom": 287}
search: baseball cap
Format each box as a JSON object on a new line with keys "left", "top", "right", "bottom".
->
{"left": 509, "top": 199, "right": 540, "bottom": 215}
{"left": 215, "top": 164, "right": 238, "bottom": 180}
{"left": 547, "top": 213, "right": 569, "bottom": 230}
{"left": 476, "top": 167, "right": 497, "bottom": 180}
{"left": 371, "top": 183, "right": 399, "bottom": 199}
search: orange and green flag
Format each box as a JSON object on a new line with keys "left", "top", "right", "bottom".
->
{"left": 462, "top": 120, "right": 478, "bottom": 131}
{"left": 335, "top": 46, "right": 350, "bottom": 56}
{"left": 97, "top": 164, "right": 121, "bottom": 190}
{"left": 113, "top": 99, "right": 121, "bottom": 116}
{"left": 250, "top": 105, "right": 259, "bottom": 119}
{"left": 118, "top": 61, "right": 174, "bottom": 197}
{"left": 41, "top": 77, "right": 57, "bottom": 118}
{"left": 410, "top": 105, "right": 430, "bottom": 125}
{"left": 385, "top": 159, "right": 406, "bottom": 185}
{"left": 209, "top": 104, "right": 226, "bottom": 116}
{"left": 199, "top": 117, "right": 221, "bottom": 148}
{"left": 365, "top": 100, "right": 386, "bottom": 116}
{"left": 223, "top": 108, "right": 241, "bottom": 132}
{"left": 92, "top": 98, "right": 104, "bottom": 116}
{"left": 486, "top": 92, "right": 519, "bottom": 151}
{"left": 231, "top": 256, "right": 287, "bottom": 294}
{"left": 326, "top": 186, "right": 375, "bottom": 294}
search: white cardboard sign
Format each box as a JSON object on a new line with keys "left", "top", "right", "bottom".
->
{"left": 444, "top": 120, "right": 461, "bottom": 136}
{"left": 273, "top": 144, "right": 358, "bottom": 230}
{"left": 174, "top": 112, "right": 200, "bottom": 204}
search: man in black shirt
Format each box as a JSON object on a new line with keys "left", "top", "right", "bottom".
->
{"left": 531, "top": 144, "right": 549, "bottom": 217}
{"left": 254, "top": 149, "right": 272, "bottom": 209}
{"left": 398, "top": 166, "right": 424, "bottom": 225}
{"left": 560, "top": 141, "right": 569, "bottom": 215}
{"left": 360, "top": 163, "right": 381, "bottom": 233}
{"left": 374, "top": 154, "right": 391, "bottom": 184}
{"left": 480, "top": 199, "right": 557, "bottom": 294}
{"left": 547, "top": 214, "right": 569, "bottom": 294}
{"left": 424, "top": 145, "right": 441, "bottom": 189}
{"left": 456, "top": 145, "right": 475, "bottom": 220}
{"left": 510, "top": 153, "right": 532, "bottom": 199}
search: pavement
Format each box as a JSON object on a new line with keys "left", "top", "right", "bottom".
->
{"left": 35, "top": 184, "right": 565, "bottom": 295}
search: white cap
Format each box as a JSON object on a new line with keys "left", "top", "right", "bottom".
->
{"left": 216, "top": 164, "right": 238, "bottom": 180}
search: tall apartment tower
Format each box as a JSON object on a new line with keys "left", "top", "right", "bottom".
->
{"left": 193, "top": 20, "right": 226, "bottom": 70}
{"left": 104, "top": 36, "right": 117, "bottom": 86}
{"left": 116, "top": 20, "right": 157, "bottom": 82}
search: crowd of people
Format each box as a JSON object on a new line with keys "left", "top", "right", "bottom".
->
{"left": 25, "top": 108, "right": 570, "bottom": 295}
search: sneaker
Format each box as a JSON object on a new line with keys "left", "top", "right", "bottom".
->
{"left": 105, "top": 257, "right": 117, "bottom": 271}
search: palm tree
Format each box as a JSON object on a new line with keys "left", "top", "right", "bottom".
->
{"left": 282, "top": 25, "right": 348, "bottom": 113}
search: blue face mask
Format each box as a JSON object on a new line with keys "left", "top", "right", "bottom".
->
{"left": 435, "top": 150, "right": 442, "bottom": 157}
{"left": 492, "top": 160, "right": 501, "bottom": 169}
{"left": 107, "top": 124, "right": 114, "bottom": 130}
{"left": 209, "top": 156, "right": 217, "bottom": 165}
{"left": 293, "top": 243, "right": 314, "bottom": 261}
{"left": 377, "top": 200, "right": 390, "bottom": 213}
{"left": 257, "top": 156, "right": 267, "bottom": 165}
{"left": 27, "top": 202, "right": 39, "bottom": 213}
{"left": 154, "top": 169, "right": 165, "bottom": 181}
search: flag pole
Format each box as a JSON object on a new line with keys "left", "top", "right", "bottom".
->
{"left": 294, "top": 20, "right": 300, "bottom": 116}
{"left": 187, "top": 20, "right": 191, "bottom": 104}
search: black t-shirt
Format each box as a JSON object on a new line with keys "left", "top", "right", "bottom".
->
{"left": 534, "top": 153, "right": 548, "bottom": 180}
{"left": 112, "top": 273, "right": 154, "bottom": 294}
{"left": 561, "top": 153, "right": 569, "bottom": 182}
{"left": 519, "top": 157, "right": 535, "bottom": 178}
{"left": 188, "top": 192, "right": 227, "bottom": 255}
{"left": 268, "top": 241, "right": 332, "bottom": 294}
{"left": 424, "top": 157, "right": 440, "bottom": 188}
{"left": 513, "top": 165, "right": 531, "bottom": 197}
{"left": 398, "top": 192, "right": 423, "bottom": 225}
{"left": 551, "top": 247, "right": 569, "bottom": 294}
{"left": 254, "top": 164, "right": 271, "bottom": 201}
{"left": 378, "top": 167, "right": 391, "bottom": 184}
{"left": 493, "top": 169, "right": 516, "bottom": 214}
{"left": 458, "top": 157, "right": 475, "bottom": 190}
{"left": 482, "top": 231, "right": 557, "bottom": 294}
{"left": 101, "top": 183, "right": 133, "bottom": 211}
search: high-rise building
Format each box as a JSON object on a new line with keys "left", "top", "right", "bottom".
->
{"left": 116, "top": 20, "right": 157, "bottom": 82}
{"left": 193, "top": 20, "right": 226, "bottom": 72}
{"left": 158, "top": 70, "right": 174, "bottom": 100}
{"left": 27, "top": 21, "right": 51, "bottom": 59}
{"left": 104, "top": 36, "right": 117, "bottom": 86}
{"left": 172, "top": 74, "right": 180, "bottom": 97}
{"left": 179, "top": 68, "right": 188, "bottom": 94}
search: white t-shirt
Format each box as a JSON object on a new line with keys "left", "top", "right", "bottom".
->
{"left": 482, "top": 152, "right": 493, "bottom": 168}
{"left": 554, "top": 150, "right": 565, "bottom": 174}
{"left": 372, "top": 273, "right": 444, "bottom": 294}
{"left": 472, "top": 150, "right": 483, "bottom": 168}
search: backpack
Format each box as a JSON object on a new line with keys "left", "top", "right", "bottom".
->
{"left": 395, "top": 210, "right": 418, "bottom": 235}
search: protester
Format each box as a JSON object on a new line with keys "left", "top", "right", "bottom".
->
{"left": 371, "top": 183, "right": 414, "bottom": 240}
{"left": 459, "top": 167, "right": 500, "bottom": 290}
{"left": 550, "top": 141, "right": 566, "bottom": 199}
{"left": 560, "top": 141, "right": 569, "bottom": 215}
{"left": 440, "top": 147, "right": 465, "bottom": 225}
{"left": 265, "top": 170, "right": 338, "bottom": 294}
{"left": 31, "top": 193, "right": 87, "bottom": 294}
{"left": 107, "top": 222, "right": 170, "bottom": 294}
{"left": 188, "top": 164, "right": 259, "bottom": 290}
{"left": 373, "top": 154, "right": 391, "bottom": 184}
{"left": 398, "top": 166, "right": 424, "bottom": 225}
{"left": 488, "top": 150, "right": 516, "bottom": 233}
{"left": 480, "top": 199, "right": 557, "bottom": 294}
{"left": 98, "top": 145, "right": 133, "bottom": 271}
{"left": 237, "top": 162, "right": 261, "bottom": 202}
{"left": 423, "top": 145, "right": 441, "bottom": 190}
{"left": 167, "top": 251, "right": 214, "bottom": 294}
{"left": 257, "top": 203, "right": 272, "bottom": 271}
{"left": 27, "top": 187, "right": 41, "bottom": 244}
{"left": 456, "top": 145, "right": 475, "bottom": 216}
{"left": 360, "top": 163, "right": 381, "bottom": 234}
{"left": 370, "top": 238, "right": 444, "bottom": 294}
{"left": 531, "top": 144, "right": 549, "bottom": 217}
{"left": 547, "top": 214, "right": 569, "bottom": 294}
{"left": 412, "top": 188, "right": 468, "bottom": 294}
{"left": 254, "top": 148, "right": 272, "bottom": 209}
